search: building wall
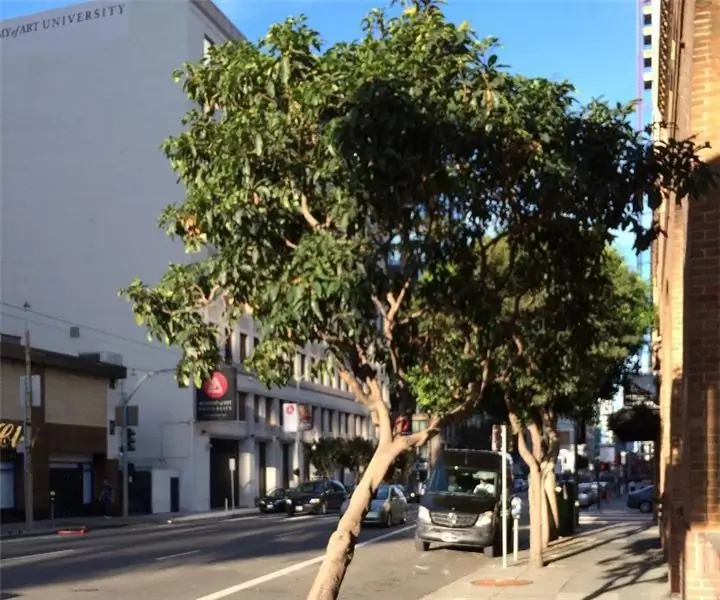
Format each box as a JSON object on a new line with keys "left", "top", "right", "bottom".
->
{"left": 0, "top": 0, "right": 377, "bottom": 513}
{"left": 653, "top": 1, "right": 720, "bottom": 598}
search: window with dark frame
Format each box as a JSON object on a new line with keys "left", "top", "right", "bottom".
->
{"left": 237, "top": 393, "right": 247, "bottom": 421}
{"left": 240, "top": 333, "right": 248, "bottom": 361}
{"left": 224, "top": 336, "right": 233, "bottom": 362}
{"left": 253, "top": 396, "right": 260, "bottom": 422}
{"left": 265, "top": 397, "right": 273, "bottom": 424}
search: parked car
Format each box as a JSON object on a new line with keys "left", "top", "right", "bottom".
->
{"left": 577, "top": 483, "right": 597, "bottom": 508}
{"left": 255, "top": 487, "right": 290, "bottom": 513}
{"left": 414, "top": 449, "right": 513, "bottom": 557}
{"left": 397, "top": 484, "right": 419, "bottom": 503}
{"left": 627, "top": 485, "right": 656, "bottom": 513}
{"left": 340, "top": 483, "right": 408, "bottom": 527}
{"left": 285, "top": 479, "right": 347, "bottom": 516}
{"left": 513, "top": 477, "right": 528, "bottom": 493}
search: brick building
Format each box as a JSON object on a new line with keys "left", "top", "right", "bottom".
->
{"left": 0, "top": 335, "right": 126, "bottom": 521}
{"left": 651, "top": 1, "right": 720, "bottom": 598}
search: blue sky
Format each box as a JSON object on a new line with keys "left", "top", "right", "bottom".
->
{"left": 1, "top": 0, "right": 646, "bottom": 268}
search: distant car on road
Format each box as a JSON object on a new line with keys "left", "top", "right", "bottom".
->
{"left": 340, "top": 483, "right": 408, "bottom": 527}
{"left": 627, "top": 485, "right": 656, "bottom": 513}
{"left": 285, "top": 479, "right": 347, "bottom": 516}
{"left": 397, "top": 484, "right": 419, "bottom": 503}
{"left": 577, "top": 483, "right": 597, "bottom": 508}
{"left": 255, "top": 488, "right": 290, "bottom": 513}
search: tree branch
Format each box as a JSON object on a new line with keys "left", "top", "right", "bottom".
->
{"left": 299, "top": 193, "right": 320, "bottom": 229}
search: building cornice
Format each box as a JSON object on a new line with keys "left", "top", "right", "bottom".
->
{"left": 656, "top": 0, "right": 672, "bottom": 120}
{"left": 191, "top": 0, "right": 245, "bottom": 42}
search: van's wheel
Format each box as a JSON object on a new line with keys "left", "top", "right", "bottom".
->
{"left": 401, "top": 510, "right": 408, "bottom": 524}
{"left": 639, "top": 501, "right": 652, "bottom": 514}
{"left": 385, "top": 512, "right": 393, "bottom": 527}
{"left": 415, "top": 537, "right": 429, "bottom": 552}
{"left": 483, "top": 544, "right": 497, "bottom": 558}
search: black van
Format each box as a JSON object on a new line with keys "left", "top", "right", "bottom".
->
{"left": 414, "top": 449, "right": 513, "bottom": 557}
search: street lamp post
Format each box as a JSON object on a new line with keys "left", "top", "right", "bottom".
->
{"left": 119, "top": 368, "right": 175, "bottom": 518}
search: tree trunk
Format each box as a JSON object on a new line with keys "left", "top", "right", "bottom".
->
{"left": 541, "top": 463, "right": 559, "bottom": 547}
{"left": 527, "top": 462, "right": 544, "bottom": 568}
{"left": 306, "top": 443, "right": 399, "bottom": 600}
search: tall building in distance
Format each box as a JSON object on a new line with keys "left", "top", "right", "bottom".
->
{"left": 649, "top": 1, "right": 720, "bottom": 599}
{"left": 0, "top": 0, "right": 377, "bottom": 515}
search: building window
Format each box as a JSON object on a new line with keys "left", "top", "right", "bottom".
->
{"left": 0, "top": 462, "right": 14, "bottom": 509}
{"left": 82, "top": 463, "right": 93, "bottom": 504}
{"left": 328, "top": 410, "right": 335, "bottom": 434}
{"left": 238, "top": 393, "right": 247, "bottom": 421}
{"left": 299, "top": 354, "right": 307, "bottom": 380}
{"left": 239, "top": 333, "right": 248, "bottom": 361}
{"left": 224, "top": 335, "right": 233, "bottom": 362}
{"left": 344, "top": 414, "right": 350, "bottom": 435}
{"left": 321, "top": 408, "right": 327, "bottom": 431}
{"left": 253, "top": 396, "right": 261, "bottom": 422}
{"left": 203, "top": 35, "right": 214, "bottom": 57}
{"left": 254, "top": 337, "right": 260, "bottom": 351}
{"left": 643, "top": 13, "right": 651, "bottom": 26}
{"left": 265, "top": 397, "right": 274, "bottom": 425}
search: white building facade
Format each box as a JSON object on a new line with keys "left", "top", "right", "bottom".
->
{"left": 0, "top": 0, "right": 376, "bottom": 513}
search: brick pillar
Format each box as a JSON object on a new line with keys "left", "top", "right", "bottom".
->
{"left": 679, "top": 1, "right": 720, "bottom": 598}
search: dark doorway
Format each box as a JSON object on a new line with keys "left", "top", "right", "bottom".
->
{"left": 257, "top": 442, "right": 267, "bottom": 497}
{"left": 49, "top": 467, "right": 83, "bottom": 518}
{"left": 128, "top": 469, "right": 152, "bottom": 514}
{"left": 282, "top": 444, "right": 291, "bottom": 489}
{"left": 170, "top": 477, "right": 180, "bottom": 512}
{"left": 209, "top": 438, "right": 240, "bottom": 509}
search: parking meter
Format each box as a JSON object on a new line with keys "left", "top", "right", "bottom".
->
{"left": 50, "top": 490, "right": 56, "bottom": 523}
{"left": 510, "top": 496, "right": 522, "bottom": 562}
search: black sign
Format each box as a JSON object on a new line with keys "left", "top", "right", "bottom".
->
{"left": 195, "top": 367, "right": 238, "bottom": 422}
{"left": 0, "top": 4, "right": 126, "bottom": 40}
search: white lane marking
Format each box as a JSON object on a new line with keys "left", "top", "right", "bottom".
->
{"left": 1, "top": 549, "right": 77, "bottom": 564}
{"left": 194, "top": 524, "right": 415, "bottom": 600}
{"left": 155, "top": 550, "right": 200, "bottom": 561}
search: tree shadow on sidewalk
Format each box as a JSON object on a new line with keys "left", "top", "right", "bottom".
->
{"left": 580, "top": 535, "right": 668, "bottom": 600}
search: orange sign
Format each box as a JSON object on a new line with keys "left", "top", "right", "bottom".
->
{"left": 0, "top": 422, "right": 24, "bottom": 449}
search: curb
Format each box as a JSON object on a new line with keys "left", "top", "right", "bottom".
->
{"left": 1, "top": 510, "right": 260, "bottom": 539}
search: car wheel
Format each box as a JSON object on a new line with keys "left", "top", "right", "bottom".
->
{"left": 385, "top": 511, "right": 393, "bottom": 528}
{"left": 414, "top": 537, "right": 430, "bottom": 552}
{"left": 401, "top": 510, "right": 407, "bottom": 524}
{"left": 639, "top": 501, "right": 653, "bottom": 514}
{"left": 483, "top": 544, "right": 497, "bottom": 558}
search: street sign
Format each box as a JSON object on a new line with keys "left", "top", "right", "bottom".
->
{"left": 195, "top": 367, "right": 237, "bottom": 421}
{"left": 203, "top": 372, "right": 229, "bottom": 399}
{"left": 229, "top": 458, "right": 236, "bottom": 472}
{"left": 19, "top": 376, "right": 41, "bottom": 408}
{"left": 114, "top": 405, "right": 139, "bottom": 427}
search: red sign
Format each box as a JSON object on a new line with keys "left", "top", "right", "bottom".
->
{"left": 202, "top": 372, "right": 229, "bottom": 400}
{"left": 285, "top": 404, "right": 296, "bottom": 415}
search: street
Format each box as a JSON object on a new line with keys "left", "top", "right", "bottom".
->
{"left": 0, "top": 506, "right": 528, "bottom": 600}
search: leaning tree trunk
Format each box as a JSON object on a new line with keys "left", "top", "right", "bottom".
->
{"left": 306, "top": 441, "right": 402, "bottom": 600}
{"left": 527, "top": 461, "right": 544, "bottom": 568}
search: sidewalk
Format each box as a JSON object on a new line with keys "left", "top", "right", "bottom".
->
{"left": 0, "top": 506, "right": 258, "bottom": 539}
{"left": 420, "top": 499, "right": 668, "bottom": 599}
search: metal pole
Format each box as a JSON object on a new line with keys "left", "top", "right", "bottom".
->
{"left": 121, "top": 387, "right": 130, "bottom": 519}
{"left": 513, "top": 516, "right": 519, "bottom": 562}
{"left": 230, "top": 465, "right": 236, "bottom": 509}
{"left": 501, "top": 424, "right": 508, "bottom": 569}
{"left": 23, "top": 303, "right": 34, "bottom": 531}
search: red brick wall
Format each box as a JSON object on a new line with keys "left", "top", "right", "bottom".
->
{"left": 655, "top": 1, "right": 720, "bottom": 598}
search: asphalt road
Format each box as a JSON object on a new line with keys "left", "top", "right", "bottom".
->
{"left": 0, "top": 503, "right": 529, "bottom": 600}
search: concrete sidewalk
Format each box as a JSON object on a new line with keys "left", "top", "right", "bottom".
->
{"left": 0, "top": 506, "right": 258, "bottom": 538}
{"left": 420, "top": 502, "right": 668, "bottom": 599}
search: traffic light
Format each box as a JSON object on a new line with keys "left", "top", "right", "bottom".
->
{"left": 126, "top": 428, "right": 136, "bottom": 452}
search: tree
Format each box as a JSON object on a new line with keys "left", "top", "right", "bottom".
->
{"left": 337, "top": 437, "right": 376, "bottom": 481}
{"left": 609, "top": 404, "right": 661, "bottom": 443}
{"left": 504, "top": 248, "right": 654, "bottom": 560}
{"left": 121, "top": 0, "right": 714, "bottom": 596}
{"left": 308, "top": 438, "right": 343, "bottom": 477}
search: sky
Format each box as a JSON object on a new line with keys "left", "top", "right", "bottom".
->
{"left": 0, "top": 0, "right": 646, "bottom": 268}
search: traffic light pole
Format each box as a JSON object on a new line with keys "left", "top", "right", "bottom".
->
{"left": 118, "top": 369, "right": 174, "bottom": 519}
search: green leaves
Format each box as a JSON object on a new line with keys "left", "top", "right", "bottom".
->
{"left": 120, "top": 0, "right": 711, "bottom": 440}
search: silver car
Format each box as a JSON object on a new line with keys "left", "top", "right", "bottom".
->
{"left": 340, "top": 484, "right": 408, "bottom": 527}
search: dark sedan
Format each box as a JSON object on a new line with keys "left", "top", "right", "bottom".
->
{"left": 285, "top": 479, "right": 347, "bottom": 516}
{"left": 627, "top": 484, "right": 656, "bottom": 513}
{"left": 255, "top": 488, "right": 290, "bottom": 513}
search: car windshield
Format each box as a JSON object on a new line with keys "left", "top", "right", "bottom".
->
{"left": 268, "top": 488, "right": 285, "bottom": 498}
{"left": 297, "top": 481, "right": 324, "bottom": 494}
{"left": 373, "top": 485, "right": 390, "bottom": 500}
{"left": 428, "top": 466, "right": 499, "bottom": 498}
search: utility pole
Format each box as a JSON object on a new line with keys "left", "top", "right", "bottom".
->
{"left": 23, "top": 302, "right": 34, "bottom": 530}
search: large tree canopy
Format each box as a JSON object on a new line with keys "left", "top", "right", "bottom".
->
{"left": 121, "top": 1, "right": 715, "bottom": 597}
